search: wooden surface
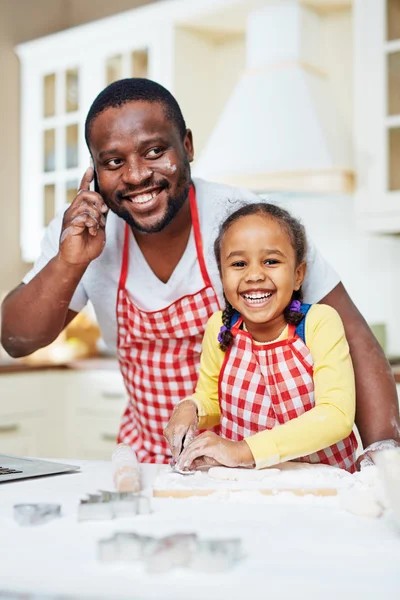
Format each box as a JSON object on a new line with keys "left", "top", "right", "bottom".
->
{"left": 153, "top": 487, "right": 338, "bottom": 498}
{"left": 0, "top": 356, "right": 118, "bottom": 374}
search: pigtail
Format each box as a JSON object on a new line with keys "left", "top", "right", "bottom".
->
{"left": 284, "top": 290, "right": 305, "bottom": 326}
{"left": 218, "top": 297, "right": 236, "bottom": 352}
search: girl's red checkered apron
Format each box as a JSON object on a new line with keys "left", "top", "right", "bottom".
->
{"left": 219, "top": 314, "right": 358, "bottom": 472}
{"left": 116, "top": 185, "right": 220, "bottom": 462}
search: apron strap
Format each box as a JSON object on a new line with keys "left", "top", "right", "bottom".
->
{"left": 190, "top": 184, "right": 212, "bottom": 288}
{"left": 118, "top": 222, "right": 130, "bottom": 290}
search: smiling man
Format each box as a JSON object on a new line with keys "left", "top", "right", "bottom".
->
{"left": 2, "top": 78, "right": 398, "bottom": 464}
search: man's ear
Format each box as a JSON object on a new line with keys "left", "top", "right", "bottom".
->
{"left": 184, "top": 129, "right": 194, "bottom": 163}
{"left": 294, "top": 262, "right": 307, "bottom": 291}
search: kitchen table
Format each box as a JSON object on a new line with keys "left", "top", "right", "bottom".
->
{"left": 1, "top": 460, "right": 399, "bottom": 599}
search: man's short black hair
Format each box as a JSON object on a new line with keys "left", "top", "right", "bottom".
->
{"left": 85, "top": 78, "right": 187, "bottom": 147}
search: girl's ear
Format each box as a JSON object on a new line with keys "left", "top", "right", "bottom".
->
{"left": 294, "top": 262, "right": 307, "bottom": 291}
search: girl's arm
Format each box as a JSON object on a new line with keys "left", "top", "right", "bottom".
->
{"left": 244, "top": 304, "right": 355, "bottom": 469}
{"left": 189, "top": 311, "right": 225, "bottom": 429}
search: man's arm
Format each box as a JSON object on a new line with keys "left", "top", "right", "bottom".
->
{"left": 321, "top": 282, "right": 400, "bottom": 447}
{"left": 1, "top": 168, "right": 108, "bottom": 358}
{"left": 1, "top": 278, "right": 80, "bottom": 358}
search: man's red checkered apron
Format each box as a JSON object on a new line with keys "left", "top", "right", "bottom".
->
{"left": 219, "top": 317, "right": 357, "bottom": 472}
{"left": 116, "top": 186, "right": 220, "bottom": 462}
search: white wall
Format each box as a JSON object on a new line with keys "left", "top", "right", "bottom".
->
{"left": 275, "top": 193, "right": 400, "bottom": 357}
{"left": 174, "top": 28, "right": 245, "bottom": 162}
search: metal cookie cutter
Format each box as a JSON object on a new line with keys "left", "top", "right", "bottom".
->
{"left": 98, "top": 531, "right": 156, "bottom": 563}
{"left": 97, "top": 532, "right": 242, "bottom": 572}
{"left": 78, "top": 490, "right": 151, "bottom": 521}
{"left": 169, "top": 460, "right": 196, "bottom": 476}
{"left": 13, "top": 503, "right": 61, "bottom": 526}
{"left": 191, "top": 538, "right": 243, "bottom": 572}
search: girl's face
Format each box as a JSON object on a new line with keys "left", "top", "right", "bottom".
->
{"left": 220, "top": 214, "right": 306, "bottom": 342}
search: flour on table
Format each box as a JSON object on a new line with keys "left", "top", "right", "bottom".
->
{"left": 208, "top": 467, "right": 281, "bottom": 481}
{"left": 339, "top": 487, "right": 383, "bottom": 519}
{"left": 153, "top": 462, "right": 354, "bottom": 493}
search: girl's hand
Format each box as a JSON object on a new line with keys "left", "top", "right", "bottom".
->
{"left": 176, "top": 431, "right": 255, "bottom": 471}
{"left": 163, "top": 400, "right": 198, "bottom": 462}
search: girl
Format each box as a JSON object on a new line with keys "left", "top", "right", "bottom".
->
{"left": 164, "top": 203, "right": 358, "bottom": 472}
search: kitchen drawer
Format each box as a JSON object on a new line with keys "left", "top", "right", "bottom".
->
{"left": 0, "top": 416, "right": 44, "bottom": 457}
{"left": 67, "top": 414, "right": 121, "bottom": 460}
{"left": 65, "top": 371, "right": 128, "bottom": 414}
{"left": 0, "top": 372, "right": 48, "bottom": 417}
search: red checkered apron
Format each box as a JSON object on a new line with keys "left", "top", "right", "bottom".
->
{"left": 219, "top": 317, "right": 357, "bottom": 472}
{"left": 116, "top": 185, "right": 220, "bottom": 462}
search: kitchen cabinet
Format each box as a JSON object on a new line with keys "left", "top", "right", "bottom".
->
{"left": 354, "top": 0, "right": 400, "bottom": 233}
{"left": 64, "top": 370, "right": 128, "bottom": 460}
{"left": 0, "top": 368, "right": 128, "bottom": 459}
{"left": 0, "top": 372, "right": 48, "bottom": 457}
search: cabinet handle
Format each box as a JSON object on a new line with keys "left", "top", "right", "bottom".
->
{"left": 0, "top": 424, "right": 19, "bottom": 434}
{"left": 101, "top": 391, "right": 126, "bottom": 400}
{"left": 101, "top": 433, "right": 117, "bottom": 442}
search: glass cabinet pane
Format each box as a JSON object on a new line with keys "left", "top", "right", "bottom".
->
{"left": 43, "top": 129, "right": 55, "bottom": 172}
{"left": 106, "top": 55, "right": 122, "bottom": 85}
{"left": 387, "top": 51, "right": 400, "bottom": 115}
{"left": 66, "top": 69, "right": 79, "bottom": 113}
{"left": 387, "top": 0, "right": 400, "bottom": 41}
{"left": 66, "top": 180, "right": 79, "bottom": 204}
{"left": 131, "top": 49, "right": 148, "bottom": 78}
{"left": 43, "top": 184, "right": 55, "bottom": 225}
{"left": 388, "top": 127, "right": 400, "bottom": 190}
{"left": 66, "top": 124, "right": 79, "bottom": 169}
{"left": 43, "top": 74, "right": 56, "bottom": 118}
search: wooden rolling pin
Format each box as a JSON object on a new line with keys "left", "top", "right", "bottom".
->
{"left": 153, "top": 487, "right": 337, "bottom": 498}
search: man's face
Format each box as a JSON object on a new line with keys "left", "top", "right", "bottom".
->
{"left": 89, "top": 101, "right": 194, "bottom": 233}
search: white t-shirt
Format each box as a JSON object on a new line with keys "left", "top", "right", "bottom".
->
{"left": 23, "top": 178, "right": 340, "bottom": 352}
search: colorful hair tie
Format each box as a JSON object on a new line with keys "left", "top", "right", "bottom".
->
{"left": 289, "top": 299, "right": 301, "bottom": 312}
{"left": 218, "top": 325, "right": 228, "bottom": 343}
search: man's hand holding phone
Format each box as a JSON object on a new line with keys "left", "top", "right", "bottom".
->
{"left": 58, "top": 167, "right": 109, "bottom": 267}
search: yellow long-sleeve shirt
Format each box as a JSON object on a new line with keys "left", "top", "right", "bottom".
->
{"left": 186, "top": 304, "right": 356, "bottom": 469}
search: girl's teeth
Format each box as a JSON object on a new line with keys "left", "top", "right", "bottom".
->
{"left": 243, "top": 293, "right": 271, "bottom": 304}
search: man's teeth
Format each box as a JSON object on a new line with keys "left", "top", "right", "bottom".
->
{"left": 130, "top": 190, "right": 159, "bottom": 204}
{"left": 243, "top": 293, "right": 272, "bottom": 304}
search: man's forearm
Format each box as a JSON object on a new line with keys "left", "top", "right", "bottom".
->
{"left": 321, "top": 283, "right": 400, "bottom": 447}
{"left": 346, "top": 321, "right": 399, "bottom": 446}
{"left": 1, "top": 255, "right": 86, "bottom": 357}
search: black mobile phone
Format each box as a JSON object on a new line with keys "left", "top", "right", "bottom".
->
{"left": 93, "top": 169, "right": 100, "bottom": 194}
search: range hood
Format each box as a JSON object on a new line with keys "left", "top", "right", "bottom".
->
{"left": 194, "top": 1, "right": 354, "bottom": 194}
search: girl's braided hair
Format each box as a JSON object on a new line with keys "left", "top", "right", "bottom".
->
{"left": 214, "top": 202, "right": 307, "bottom": 352}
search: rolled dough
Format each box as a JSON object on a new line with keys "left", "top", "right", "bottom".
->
{"left": 208, "top": 467, "right": 281, "bottom": 481}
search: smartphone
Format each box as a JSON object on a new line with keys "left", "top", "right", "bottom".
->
{"left": 93, "top": 169, "right": 100, "bottom": 194}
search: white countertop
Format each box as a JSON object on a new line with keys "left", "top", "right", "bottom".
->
{"left": 1, "top": 460, "right": 399, "bottom": 599}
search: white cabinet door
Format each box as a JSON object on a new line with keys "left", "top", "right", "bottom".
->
{"left": 64, "top": 370, "right": 127, "bottom": 460}
{"left": 0, "top": 368, "right": 128, "bottom": 460}
{"left": 71, "top": 414, "right": 123, "bottom": 460}
{"left": 0, "top": 372, "right": 49, "bottom": 457}
{"left": 0, "top": 417, "right": 44, "bottom": 457}
{"left": 354, "top": 0, "right": 400, "bottom": 233}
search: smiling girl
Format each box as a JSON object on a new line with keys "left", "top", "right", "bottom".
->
{"left": 164, "top": 203, "right": 358, "bottom": 473}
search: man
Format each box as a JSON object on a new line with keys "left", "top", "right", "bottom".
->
{"left": 2, "top": 78, "right": 398, "bottom": 465}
